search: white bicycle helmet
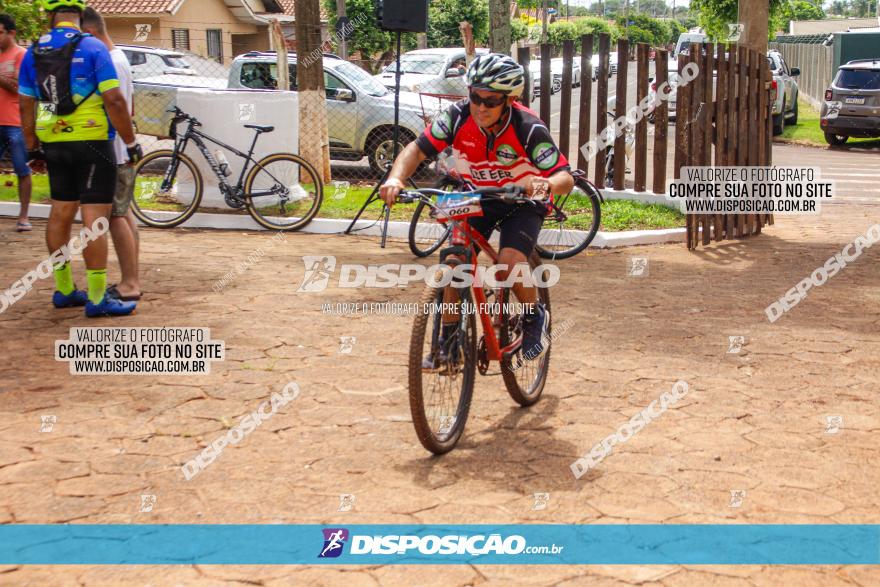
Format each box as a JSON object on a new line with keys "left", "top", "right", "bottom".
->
{"left": 466, "top": 53, "right": 525, "bottom": 98}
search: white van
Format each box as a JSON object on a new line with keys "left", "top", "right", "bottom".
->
{"left": 673, "top": 31, "right": 708, "bottom": 58}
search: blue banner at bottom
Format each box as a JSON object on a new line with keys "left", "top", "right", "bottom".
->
{"left": 0, "top": 525, "right": 878, "bottom": 565}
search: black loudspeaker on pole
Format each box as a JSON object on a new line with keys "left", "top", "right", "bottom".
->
{"left": 375, "top": 0, "right": 429, "bottom": 33}
{"left": 344, "top": 1, "right": 429, "bottom": 247}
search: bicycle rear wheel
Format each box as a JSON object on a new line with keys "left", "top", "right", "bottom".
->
{"left": 408, "top": 176, "right": 455, "bottom": 257}
{"left": 408, "top": 272, "right": 477, "bottom": 454}
{"left": 244, "top": 153, "right": 323, "bottom": 231}
{"left": 536, "top": 176, "right": 601, "bottom": 260}
{"left": 131, "top": 149, "right": 203, "bottom": 228}
{"left": 500, "top": 254, "right": 552, "bottom": 406}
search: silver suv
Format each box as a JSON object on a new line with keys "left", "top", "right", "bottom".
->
{"left": 820, "top": 59, "right": 880, "bottom": 145}
{"left": 229, "top": 52, "right": 436, "bottom": 173}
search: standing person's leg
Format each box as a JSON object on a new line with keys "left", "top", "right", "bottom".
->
{"left": 46, "top": 199, "right": 82, "bottom": 302}
{"left": 5, "top": 127, "right": 33, "bottom": 230}
{"left": 42, "top": 143, "right": 87, "bottom": 307}
{"left": 108, "top": 163, "right": 141, "bottom": 299}
{"left": 78, "top": 141, "right": 135, "bottom": 317}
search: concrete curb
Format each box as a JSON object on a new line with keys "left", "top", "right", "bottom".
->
{"left": 599, "top": 187, "right": 681, "bottom": 211}
{"left": 1, "top": 202, "right": 685, "bottom": 248}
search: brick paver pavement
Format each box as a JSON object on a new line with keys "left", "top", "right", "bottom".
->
{"left": 0, "top": 200, "right": 878, "bottom": 585}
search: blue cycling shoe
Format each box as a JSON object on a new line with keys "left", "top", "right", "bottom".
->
{"left": 85, "top": 294, "right": 137, "bottom": 318}
{"left": 52, "top": 288, "right": 88, "bottom": 308}
{"left": 521, "top": 302, "right": 550, "bottom": 360}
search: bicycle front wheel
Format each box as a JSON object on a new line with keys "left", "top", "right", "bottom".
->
{"left": 244, "top": 153, "right": 323, "bottom": 231}
{"left": 132, "top": 149, "right": 203, "bottom": 228}
{"left": 500, "top": 254, "right": 552, "bottom": 406}
{"left": 408, "top": 176, "right": 455, "bottom": 258}
{"left": 408, "top": 271, "right": 477, "bottom": 454}
{"left": 536, "top": 176, "right": 601, "bottom": 260}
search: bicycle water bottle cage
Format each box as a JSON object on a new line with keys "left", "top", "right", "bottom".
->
{"left": 33, "top": 33, "right": 95, "bottom": 116}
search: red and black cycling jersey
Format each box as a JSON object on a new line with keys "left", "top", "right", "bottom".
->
{"left": 416, "top": 100, "right": 570, "bottom": 189}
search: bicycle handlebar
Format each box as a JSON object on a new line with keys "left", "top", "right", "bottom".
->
{"left": 167, "top": 106, "right": 200, "bottom": 125}
{"left": 397, "top": 184, "right": 534, "bottom": 206}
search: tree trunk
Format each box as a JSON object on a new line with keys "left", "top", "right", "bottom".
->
{"left": 295, "top": 0, "right": 331, "bottom": 183}
{"left": 270, "top": 20, "right": 289, "bottom": 92}
{"left": 541, "top": 0, "right": 549, "bottom": 44}
{"left": 488, "top": 0, "right": 512, "bottom": 55}
{"left": 460, "top": 22, "right": 475, "bottom": 66}
{"left": 737, "top": 0, "right": 769, "bottom": 54}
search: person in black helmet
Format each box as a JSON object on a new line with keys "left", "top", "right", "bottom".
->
{"left": 380, "top": 53, "right": 574, "bottom": 369}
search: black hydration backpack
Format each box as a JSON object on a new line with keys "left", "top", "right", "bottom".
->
{"left": 32, "top": 32, "right": 95, "bottom": 116}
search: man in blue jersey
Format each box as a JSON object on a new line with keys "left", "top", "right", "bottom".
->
{"left": 19, "top": 0, "right": 142, "bottom": 317}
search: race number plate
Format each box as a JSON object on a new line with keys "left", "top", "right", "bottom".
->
{"left": 433, "top": 194, "right": 484, "bottom": 221}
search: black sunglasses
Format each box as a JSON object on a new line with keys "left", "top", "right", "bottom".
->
{"left": 469, "top": 91, "right": 506, "bottom": 108}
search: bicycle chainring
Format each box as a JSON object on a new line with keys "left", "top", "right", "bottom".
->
{"left": 221, "top": 185, "right": 245, "bottom": 209}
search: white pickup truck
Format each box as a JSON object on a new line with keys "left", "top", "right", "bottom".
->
{"left": 654, "top": 51, "right": 799, "bottom": 135}
{"left": 134, "top": 52, "right": 446, "bottom": 174}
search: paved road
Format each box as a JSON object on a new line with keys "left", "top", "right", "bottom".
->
{"left": 773, "top": 143, "right": 880, "bottom": 206}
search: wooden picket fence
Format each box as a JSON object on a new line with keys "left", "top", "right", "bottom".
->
{"left": 518, "top": 34, "right": 774, "bottom": 250}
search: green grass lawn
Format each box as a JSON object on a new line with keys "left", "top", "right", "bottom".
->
{"left": 0, "top": 173, "right": 51, "bottom": 204}
{"left": 600, "top": 199, "right": 684, "bottom": 231}
{"left": 1, "top": 173, "right": 685, "bottom": 231}
{"left": 776, "top": 98, "right": 880, "bottom": 149}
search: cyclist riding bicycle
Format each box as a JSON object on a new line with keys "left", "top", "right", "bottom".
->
{"left": 380, "top": 53, "right": 574, "bottom": 367}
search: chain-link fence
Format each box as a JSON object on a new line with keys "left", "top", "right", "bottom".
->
{"left": 131, "top": 46, "right": 463, "bottom": 225}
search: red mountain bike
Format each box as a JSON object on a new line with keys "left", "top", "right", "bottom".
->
{"left": 397, "top": 185, "right": 554, "bottom": 454}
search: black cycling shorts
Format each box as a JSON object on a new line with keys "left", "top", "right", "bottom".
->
{"left": 43, "top": 141, "right": 117, "bottom": 204}
{"left": 467, "top": 199, "right": 547, "bottom": 258}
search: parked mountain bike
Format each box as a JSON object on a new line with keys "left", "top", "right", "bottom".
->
{"left": 603, "top": 111, "right": 635, "bottom": 188}
{"left": 131, "top": 106, "right": 323, "bottom": 231}
{"left": 397, "top": 184, "right": 554, "bottom": 454}
{"left": 408, "top": 149, "right": 601, "bottom": 260}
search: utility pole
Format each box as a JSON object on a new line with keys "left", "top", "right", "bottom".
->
{"left": 335, "top": 0, "right": 347, "bottom": 59}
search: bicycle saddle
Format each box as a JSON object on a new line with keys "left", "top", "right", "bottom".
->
{"left": 244, "top": 124, "right": 274, "bottom": 133}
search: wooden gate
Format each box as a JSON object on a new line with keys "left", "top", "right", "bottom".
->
{"left": 677, "top": 43, "right": 774, "bottom": 249}
{"left": 519, "top": 36, "right": 774, "bottom": 250}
